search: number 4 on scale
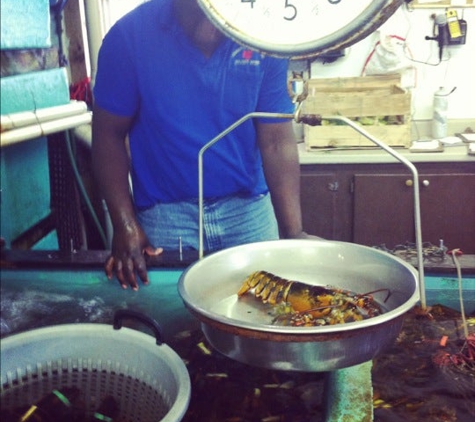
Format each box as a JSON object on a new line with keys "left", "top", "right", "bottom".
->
{"left": 203, "top": 0, "right": 399, "bottom": 58}
{"left": 241, "top": 0, "right": 256, "bottom": 8}
{"left": 241, "top": 0, "right": 298, "bottom": 20}
{"left": 241, "top": 0, "right": 341, "bottom": 7}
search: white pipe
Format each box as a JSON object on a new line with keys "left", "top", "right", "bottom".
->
{"left": 1, "top": 112, "right": 92, "bottom": 148}
{"left": 84, "top": 0, "right": 107, "bottom": 86}
{"left": 73, "top": 123, "right": 93, "bottom": 148}
{"left": 1, "top": 101, "right": 88, "bottom": 132}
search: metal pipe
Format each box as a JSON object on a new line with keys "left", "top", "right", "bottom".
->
{"left": 197, "top": 111, "right": 294, "bottom": 258}
{"left": 326, "top": 116, "right": 425, "bottom": 309}
{"left": 197, "top": 112, "right": 426, "bottom": 309}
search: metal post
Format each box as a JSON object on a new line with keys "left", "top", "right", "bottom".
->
{"left": 197, "top": 111, "right": 294, "bottom": 259}
{"left": 324, "top": 116, "right": 426, "bottom": 309}
{"left": 197, "top": 113, "right": 426, "bottom": 309}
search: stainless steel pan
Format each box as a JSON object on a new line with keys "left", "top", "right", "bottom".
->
{"left": 178, "top": 239, "right": 419, "bottom": 371}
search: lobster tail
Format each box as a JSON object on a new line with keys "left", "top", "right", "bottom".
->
{"left": 237, "top": 271, "right": 294, "bottom": 304}
{"left": 237, "top": 270, "right": 386, "bottom": 327}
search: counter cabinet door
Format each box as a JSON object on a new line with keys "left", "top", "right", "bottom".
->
{"left": 353, "top": 173, "right": 475, "bottom": 254}
{"left": 300, "top": 172, "right": 343, "bottom": 240}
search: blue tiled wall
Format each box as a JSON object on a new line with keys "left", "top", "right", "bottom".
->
{"left": 1, "top": 68, "right": 70, "bottom": 115}
{"left": 0, "top": 0, "right": 51, "bottom": 49}
{"left": 1, "top": 0, "right": 69, "bottom": 249}
{"left": 0, "top": 139, "right": 52, "bottom": 247}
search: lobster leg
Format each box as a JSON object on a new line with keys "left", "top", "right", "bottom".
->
{"left": 254, "top": 271, "right": 274, "bottom": 298}
{"left": 267, "top": 277, "right": 293, "bottom": 305}
{"left": 237, "top": 271, "right": 263, "bottom": 296}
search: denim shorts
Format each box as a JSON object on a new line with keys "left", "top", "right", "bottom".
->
{"left": 137, "top": 193, "right": 279, "bottom": 252}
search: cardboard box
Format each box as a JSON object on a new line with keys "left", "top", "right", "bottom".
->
{"left": 303, "top": 75, "right": 411, "bottom": 149}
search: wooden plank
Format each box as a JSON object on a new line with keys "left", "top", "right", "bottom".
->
{"left": 64, "top": 0, "right": 89, "bottom": 85}
{"left": 304, "top": 91, "right": 411, "bottom": 116}
{"left": 305, "top": 124, "right": 411, "bottom": 148}
{"left": 410, "top": 0, "right": 474, "bottom": 8}
{"left": 303, "top": 75, "right": 412, "bottom": 148}
{"left": 307, "top": 74, "right": 401, "bottom": 92}
{"left": 0, "top": 249, "right": 198, "bottom": 269}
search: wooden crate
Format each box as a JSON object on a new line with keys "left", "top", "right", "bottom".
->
{"left": 302, "top": 74, "right": 411, "bottom": 149}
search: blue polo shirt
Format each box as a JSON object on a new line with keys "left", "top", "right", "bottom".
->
{"left": 94, "top": 0, "right": 294, "bottom": 208}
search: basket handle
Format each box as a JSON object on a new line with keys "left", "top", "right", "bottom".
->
{"left": 113, "top": 309, "right": 164, "bottom": 345}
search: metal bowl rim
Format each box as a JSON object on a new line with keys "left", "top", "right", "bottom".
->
{"left": 178, "top": 240, "right": 420, "bottom": 335}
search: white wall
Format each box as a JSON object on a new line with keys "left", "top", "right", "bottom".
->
{"left": 89, "top": 2, "right": 474, "bottom": 123}
{"left": 310, "top": 6, "right": 475, "bottom": 121}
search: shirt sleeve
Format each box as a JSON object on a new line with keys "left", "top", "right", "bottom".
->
{"left": 256, "top": 56, "right": 295, "bottom": 122}
{"left": 93, "top": 23, "right": 140, "bottom": 117}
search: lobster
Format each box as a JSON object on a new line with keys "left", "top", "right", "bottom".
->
{"left": 237, "top": 270, "right": 387, "bottom": 327}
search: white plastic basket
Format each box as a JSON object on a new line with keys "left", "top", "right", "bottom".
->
{"left": 0, "top": 310, "right": 191, "bottom": 422}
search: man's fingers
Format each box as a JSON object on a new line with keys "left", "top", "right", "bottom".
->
{"left": 123, "top": 259, "right": 139, "bottom": 291}
{"left": 104, "top": 255, "right": 115, "bottom": 280}
{"left": 113, "top": 259, "right": 128, "bottom": 289}
{"left": 106, "top": 255, "right": 127, "bottom": 289}
{"left": 144, "top": 246, "right": 163, "bottom": 256}
{"left": 104, "top": 254, "right": 151, "bottom": 291}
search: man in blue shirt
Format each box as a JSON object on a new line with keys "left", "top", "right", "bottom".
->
{"left": 92, "top": 0, "right": 314, "bottom": 290}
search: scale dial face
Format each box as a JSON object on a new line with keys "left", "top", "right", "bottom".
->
{"left": 198, "top": 0, "right": 403, "bottom": 58}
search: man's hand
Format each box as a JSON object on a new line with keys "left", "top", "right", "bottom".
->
{"left": 287, "top": 230, "right": 326, "bottom": 241}
{"left": 92, "top": 106, "right": 164, "bottom": 290}
{"left": 105, "top": 222, "right": 162, "bottom": 291}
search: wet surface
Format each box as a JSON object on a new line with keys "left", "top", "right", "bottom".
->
{"left": 1, "top": 270, "right": 474, "bottom": 421}
{"left": 159, "top": 304, "right": 473, "bottom": 422}
{"left": 372, "top": 305, "right": 475, "bottom": 422}
{"left": 171, "top": 329, "right": 327, "bottom": 422}
{"left": 0, "top": 289, "right": 115, "bottom": 336}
